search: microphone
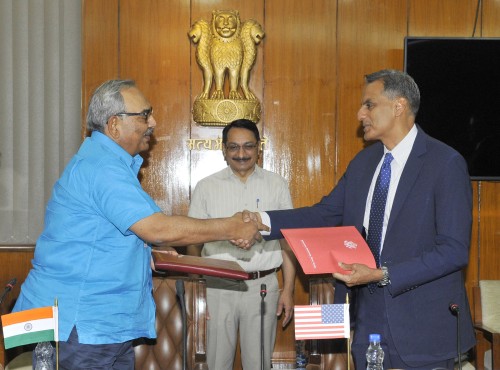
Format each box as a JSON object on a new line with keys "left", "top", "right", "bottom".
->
{"left": 449, "top": 303, "right": 460, "bottom": 314}
{"left": 0, "top": 277, "right": 17, "bottom": 306}
{"left": 260, "top": 283, "right": 267, "bottom": 298}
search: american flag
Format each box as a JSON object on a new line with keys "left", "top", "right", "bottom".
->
{"left": 294, "top": 304, "right": 350, "bottom": 340}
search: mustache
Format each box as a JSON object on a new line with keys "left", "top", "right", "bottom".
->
{"left": 144, "top": 127, "right": 154, "bottom": 136}
{"left": 231, "top": 157, "right": 251, "bottom": 161}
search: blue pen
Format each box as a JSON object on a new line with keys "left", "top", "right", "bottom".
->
{"left": 256, "top": 198, "right": 260, "bottom": 209}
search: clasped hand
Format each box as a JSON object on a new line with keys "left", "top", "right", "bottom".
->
{"left": 230, "top": 210, "right": 269, "bottom": 250}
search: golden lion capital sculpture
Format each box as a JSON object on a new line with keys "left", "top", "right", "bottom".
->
{"left": 189, "top": 10, "right": 265, "bottom": 126}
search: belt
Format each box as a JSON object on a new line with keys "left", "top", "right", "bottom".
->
{"left": 247, "top": 268, "right": 277, "bottom": 280}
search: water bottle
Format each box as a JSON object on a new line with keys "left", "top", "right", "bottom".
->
{"left": 366, "top": 333, "right": 384, "bottom": 370}
{"left": 33, "top": 341, "right": 55, "bottom": 370}
{"left": 295, "top": 340, "right": 307, "bottom": 369}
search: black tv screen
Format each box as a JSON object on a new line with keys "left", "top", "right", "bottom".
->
{"left": 404, "top": 37, "right": 500, "bottom": 181}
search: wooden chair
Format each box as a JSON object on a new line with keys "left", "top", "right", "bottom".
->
{"left": 306, "top": 277, "right": 353, "bottom": 370}
{"left": 134, "top": 275, "right": 208, "bottom": 370}
{"left": 473, "top": 280, "right": 500, "bottom": 370}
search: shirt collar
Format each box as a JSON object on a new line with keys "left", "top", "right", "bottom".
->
{"left": 224, "top": 165, "right": 263, "bottom": 181}
{"left": 91, "top": 131, "right": 144, "bottom": 174}
{"left": 384, "top": 124, "right": 418, "bottom": 166}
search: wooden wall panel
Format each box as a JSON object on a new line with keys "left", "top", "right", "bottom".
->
{"left": 409, "top": 0, "right": 480, "bottom": 36}
{"left": 478, "top": 0, "right": 500, "bottom": 286}
{"left": 263, "top": 0, "right": 337, "bottom": 208}
{"left": 0, "top": 249, "right": 34, "bottom": 314}
{"left": 483, "top": 0, "right": 500, "bottom": 37}
{"left": 262, "top": 1, "right": 337, "bottom": 366}
{"left": 119, "top": 0, "right": 192, "bottom": 215}
{"left": 477, "top": 182, "right": 500, "bottom": 280}
{"left": 336, "top": 0, "right": 407, "bottom": 177}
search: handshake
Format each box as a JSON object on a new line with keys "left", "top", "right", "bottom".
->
{"left": 230, "top": 210, "right": 269, "bottom": 250}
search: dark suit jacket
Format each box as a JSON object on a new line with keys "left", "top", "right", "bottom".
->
{"left": 266, "top": 128, "right": 475, "bottom": 365}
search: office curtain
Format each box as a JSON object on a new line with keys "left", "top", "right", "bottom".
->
{"left": 0, "top": 1, "right": 81, "bottom": 244}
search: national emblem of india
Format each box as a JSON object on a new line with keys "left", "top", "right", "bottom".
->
{"left": 188, "top": 10, "right": 265, "bottom": 126}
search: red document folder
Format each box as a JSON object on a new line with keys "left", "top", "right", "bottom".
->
{"left": 281, "top": 226, "right": 376, "bottom": 274}
{"left": 152, "top": 251, "right": 250, "bottom": 280}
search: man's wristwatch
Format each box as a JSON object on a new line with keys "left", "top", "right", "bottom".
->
{"left": 377, "top": 266, "right": 390, "bottom": 287}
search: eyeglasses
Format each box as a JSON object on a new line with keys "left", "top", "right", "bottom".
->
{"left": 115, "top": 107, "right": 153, "bottom": 123}
{"left": 225, "top": 143, "right": 259, "bottom": 152}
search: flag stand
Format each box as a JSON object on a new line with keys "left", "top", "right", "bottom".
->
{"left": 346, "top": 293, "right": 350, "bottom": 370}
{"left": 54, "top": 298, "right": 59, "bottom": 370}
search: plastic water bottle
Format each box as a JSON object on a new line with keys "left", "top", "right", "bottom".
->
{"left": 295, "top": 340, "right": 307, "bottom": 369}
{"left": 33, "top": 341, "right": 55, "bottom": 370}
{"left": 366, "top": 333, "right": 384, "bottom": 370}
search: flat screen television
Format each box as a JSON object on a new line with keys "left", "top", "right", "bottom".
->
{"left": 404, "top": 37, "right": 500, "bottom": 181}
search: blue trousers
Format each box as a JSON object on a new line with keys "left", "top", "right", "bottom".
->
{"left": 55, "top": 326, "right": 134, "bottom": 370}
{"left": 351, "top": 287, "right": 455, "bottom": 370}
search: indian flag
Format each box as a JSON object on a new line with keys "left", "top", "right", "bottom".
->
{"left": 1, "top": 306, "right": 58, "bottom": 349}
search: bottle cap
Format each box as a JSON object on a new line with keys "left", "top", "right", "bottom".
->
{"left": 369, "top": 333, "right": 381, "bottom": 342}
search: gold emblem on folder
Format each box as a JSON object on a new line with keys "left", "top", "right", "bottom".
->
{"left": 189, "top": 10, "right": 265, "bottom": 126}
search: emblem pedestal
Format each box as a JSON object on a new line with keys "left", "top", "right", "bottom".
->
{"left": 192, "top": 98, "right": 261, "bottom": 126}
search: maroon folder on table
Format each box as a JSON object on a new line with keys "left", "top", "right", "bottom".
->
{"left": 281, "top": 226, "right": 376, "bottom": 274}
{"left": 152, "top": 251, "right": 250, "bottom": 280}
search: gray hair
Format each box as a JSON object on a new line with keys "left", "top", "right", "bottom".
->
{"left": 86, "top": 79, "right": 136, "bottom": 132}
{"left": 365, "top": 69, "right": 420, "bottom": 117}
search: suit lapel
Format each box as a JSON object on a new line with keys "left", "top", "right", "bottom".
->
{"left": 355, "top": 144, "right": 384, "bottom": 230}
{"left": 386, "top": 129, "right": 428, "bottom": 234}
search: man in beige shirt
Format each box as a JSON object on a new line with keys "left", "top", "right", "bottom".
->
{"left": 188, "top": 119, "right": 296, "bottom": 370}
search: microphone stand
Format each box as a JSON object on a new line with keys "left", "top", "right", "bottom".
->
{"left": 450, "top": 303, "right": 462, "bottom": 370}
{"left": 0, "top": 278, "right": 17, "bottom": 307}
{"left": 260, "top": 284, "right": 267, "bottom": 370}
{"left": 176, "top": 280, "right": 187, "bottom": 370}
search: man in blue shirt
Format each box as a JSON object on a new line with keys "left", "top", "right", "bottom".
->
{"left": 13, "top": 80, "right": 264, "bottom": 369}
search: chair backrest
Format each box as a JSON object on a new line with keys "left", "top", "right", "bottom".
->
{"left": 134, "top": 276, "right": 208, "bottom": 370}
{"left": 479, "top": 280, "right": 500, "bottom": 332}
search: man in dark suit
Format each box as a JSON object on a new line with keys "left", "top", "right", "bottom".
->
{"left": 246, "top": 70, "right": 475, "bottom": 369}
